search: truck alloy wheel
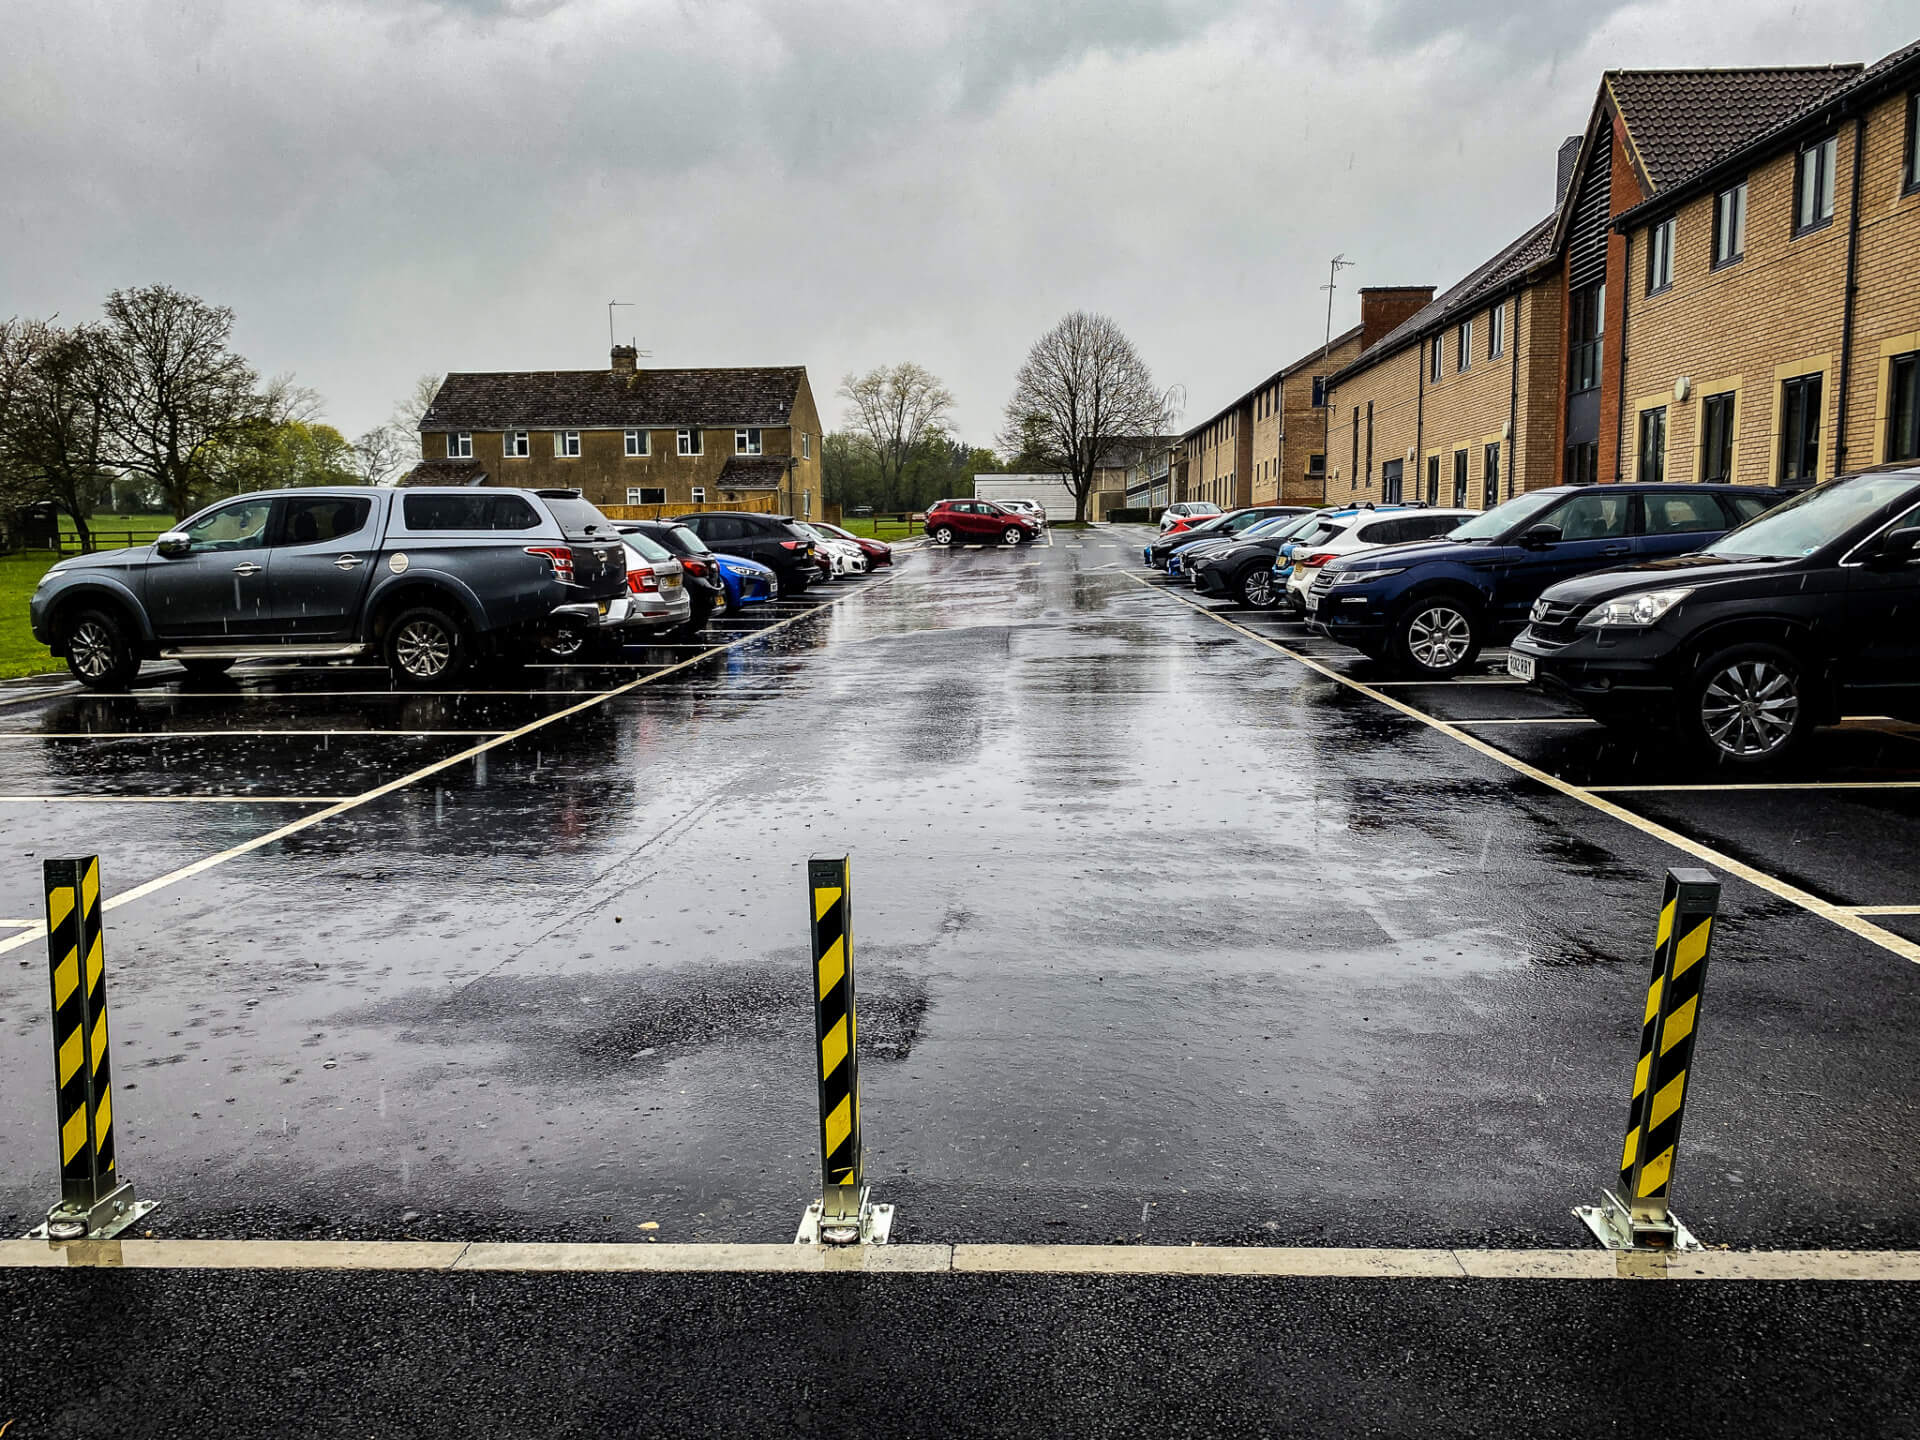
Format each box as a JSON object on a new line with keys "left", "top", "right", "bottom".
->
{"left": 386, "top": 606, "right": 465, "bottom": 687}
{"left": 62, "top": 609, "right": 138, "bottom": 690}
{"left": 541, "top": 620, "right": 588, "bottom": 658}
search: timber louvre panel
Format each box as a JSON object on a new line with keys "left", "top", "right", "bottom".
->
{"left": 45, "top": 856, "right": 116, "bottom": 1208}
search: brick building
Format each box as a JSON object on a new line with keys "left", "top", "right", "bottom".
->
{"left": 411, "top": 347, "right": 824, "bottom": 519}
{"left": 1608, "top": 41, "right": 1920, "bottom": 487}
{"left": 1324, "top": 223, "right": 1562, "bottom": 510}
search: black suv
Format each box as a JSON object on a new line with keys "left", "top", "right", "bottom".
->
{"left": 618, "top": 519, "right": 725, "bottom": 634}
{"left": 1509, "top": 468, "right": 1920, "bottom": 765}
{"left": 672, "top": 512, "right": 817, "bottom": 594}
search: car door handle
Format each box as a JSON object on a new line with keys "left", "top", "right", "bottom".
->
{"left": 231, "top": 561, "right": 262, "bottom": 576}
{"left": 1601, "top": 545, "right": 1630, "bottom": 556}
{"left": 333, "top": 555, "right": 361, "bottom": 570}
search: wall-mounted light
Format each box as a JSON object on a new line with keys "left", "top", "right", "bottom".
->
{"left": 1674, "top": 376, "right": 1692, "bottom": 402}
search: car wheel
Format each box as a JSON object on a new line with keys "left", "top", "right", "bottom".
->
{"left": 1002, "top": 526, "right": 1024, "bottom": 546}
{"left": 178, "top": 657, "right": 236, "bottom": 683}
{"left": 539, "top": 618, "right": 590, "bottom": 659}
{"left": 385, "top": 605, "right": 467, "bottom": 689}
{"left": 1240, "top": 567, "right": 1279, "bottom": 608}
{"left": 933, "top": 526, "right": 956, "bottom": 546}
{"left": 61, "top": 607, "right": 139, "bottom": 691}
{"left": 1394, "top": 599, "right": 1481, "bottom": 677}
{"left": 1687, "top": 644, "right": 1808, "bottom": 766}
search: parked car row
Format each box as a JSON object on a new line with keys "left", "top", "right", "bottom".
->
{"left": 31, "top": 488, "right": 885, "bottom": 691}
{"left": 924, "top": 499, "right": 1042, "bottom": 546}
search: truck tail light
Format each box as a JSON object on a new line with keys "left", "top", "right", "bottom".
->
{"left": 1301, "top": 552, "right": 1339, "bottom": 568}
{"left": 628, "top": 565, "right": 658, "bottom": 594}
{"left": 525, "top": 545, "right": 575, "bottom": 582}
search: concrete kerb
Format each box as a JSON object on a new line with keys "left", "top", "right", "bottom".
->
{"left": 6, "top": 1239, "right": 1920, "bottom": 1281}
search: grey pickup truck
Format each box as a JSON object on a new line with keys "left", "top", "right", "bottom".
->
{"left": 30, "top": 486, "right": 636, "bottom": 689}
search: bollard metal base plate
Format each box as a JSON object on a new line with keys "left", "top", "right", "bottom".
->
{"left": 28, "top": 1183, "right": 157, "bottom": 1242}
{"left": 795, "top": 1196, "right": 895, "bottom": 1247}
{"left": 1575, "top": 1190, "right": 1701, "bottom": 1253}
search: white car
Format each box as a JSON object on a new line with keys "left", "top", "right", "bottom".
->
{"left": 1160, "top": 501, "right": 1222, "bottom": 532}
{"left": 1286, "top": 508, "right": 1476, "bottom": 610}
{"left": 998, "top": 498, "right": 1047, "bottom": 526}
{"left": 793, "top": 523, "right": 868, "bottom": 577}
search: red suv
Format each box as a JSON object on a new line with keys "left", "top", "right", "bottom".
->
{"left": 925, "top": 500, "right": 1040, "bottom": 546}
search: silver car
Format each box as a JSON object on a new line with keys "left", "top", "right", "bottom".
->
{"left": 544, "top": 529, "right": 690, "bottom": 657}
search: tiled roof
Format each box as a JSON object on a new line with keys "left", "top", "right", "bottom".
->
{"left": 716, "top": 455, "right": 791, "bottom": 490}
{"left": 421, "top": 367, "right": 807, "bottom": 432}
{"left": 1615, "top": 38, "right": 1920, "bottom": 225}
{"left": 1331, "top": 214, "right": 1557, "bottom": 384}
{"left": 1606, "top": 65, "right": 1861, "bottom": 191}
{"left": 400, "top": 459, "right": 489, "bottom": 487}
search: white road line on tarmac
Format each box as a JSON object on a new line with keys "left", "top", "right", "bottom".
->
{"left": 1451, "top": 718, "right": 1602, "bottom": 727}
{"left": 0, "top": 795, "right": 347, "bottom": 804}
{"left": 5, "top": 1238, "right": 1920, "bottom": 1282}
{"left": 1843, "top": 905, "right": 1920, "bottom": 916}
{"left": 1128, "top": 574, "right": 1920, "bottom": 968}
{"left": 75, "top": 691, "right": 614, "bottom": 701}
{"left": 0, "top": 730, "right": 504, "bottom": 740}
{"left": 0, "top": 685, "right": 81, "bottom": 708}
{"left": 1369, "top": 678, "right": 1527, "bottom": 687}
{"left": 0, "top": 572, "right": 902, "bottom": 959}
{"left": 1588, "top": 780, "right": 1920, "bottom": 793}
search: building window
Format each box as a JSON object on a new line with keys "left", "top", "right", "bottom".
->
{"left": 1451, "top": 450, "right": 1468, "bottom": 508}
{"left": 1638, "top": 406, "right": 1668, "bottom": 483}
{"left": 1646, "top": 216, "right": 1675, "bottom": 294}
{"left": 625, "top": 429, "right": 649, "bottom": 457}
{"left": 1907, "top": 92, "right": 1919, "bottom": 193}
{"left": 1430, "top": 339, "right": 1442, "bottom": 383}
{"left": 691, "top": 486, "right": 706, "bottom": 504}
{"left": 554, "top": 430, "right": 581, "bottom": 458}
{"left": 1426, "top": 454, "right": 1440, "bottom": 506}
{"left": 1457, "top": 319, "right": 1472, "bottom": 372}
{"left": 1887, "top": 352, "right": 1919, "bottom": 463}
{"left": 1701, "top": 392, "right": 1737, "bottom": 482}
{"left": 1566, "top": 441, "right": 1598, "bottom": 486}
{"left": 1483, "top": 442, "right": 1501, "bottom": 507}
{"left": 1569, "top": 284, "right": 1604, "bottom": 393}
{"left": 637, "top": 487, "right": 666, "bottom": 505}
{"left": 449, "top": 432, "right": 472, "bottom": 459}
{"left": 1381, "top": 458, "right": 1403, "bottom": 503}
{"left": 1364, "top": 402, "right": 1374, "bottom": 485}
{"left": 1779, "top": 373, "right": 1823, "bottom": 482}
{"left": 802, "top": 432, "right": 811, "bottom": 460}
{"left": 625, "top": 487, "right": 642, "bottom": 505}
{"left": 1350, "top": 409, "right": 1359, "bottom": 488}
{"left": 677, "top": 429, "right": 702, "bottom": 456}
{"left": 1488, "top": 302, "right": 1505, "bottom": 359}
{"left": 1794, "top": 134, "right": 1837, "bottom": 235}
{"left": 1308, "top": 453, "right": 1325, "bottom": 478}
{"left": 1713, "top": 182, "right": 1747, "bottom": 268}
{"left": 505, "top": 431, "right": 529, "bottom": 458}
{"left": 736, "top": 428, "right": 762, "bottom": 455}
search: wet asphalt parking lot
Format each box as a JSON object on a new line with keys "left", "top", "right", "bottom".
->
{"left": 6, "top": 525, "right": 1920, "bottom": 1435}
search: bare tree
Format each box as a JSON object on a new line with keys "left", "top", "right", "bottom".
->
{"left": 998, "top": 312, "right": 1176, "bottom": 522}
{"left": 0, "top": 319, "right": 116, "bottom": 549}
{"left": 388, "top": 373, "right": 445, "bottom": 463}
{"left": 838, "top": 363, "right": 954, "bottom": 514}
{"left": 352, "top": 425, "right": 406, "bottom": 484}
{"left": 97, "top": 284, "right": 266, "bottom": 518}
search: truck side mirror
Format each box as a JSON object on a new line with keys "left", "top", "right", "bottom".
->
{"left": 155, "top": 531, "right": 191, "bottom": 558}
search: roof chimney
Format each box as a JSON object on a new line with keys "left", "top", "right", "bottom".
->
{"left": 1556, "top": 135, "right": 1582, "bottom": 205}
{"left": 1358, "top": 286, "right": 1436, "bottom": 350}
{"left": 610, "top": 344, "right": 638, "bottom": 376}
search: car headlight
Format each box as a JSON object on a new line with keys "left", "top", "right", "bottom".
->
{"left": 1331, "top": 568, "right": 1403, "bottom": 586}
{"left": 1578, "top": 587, "right": 1693, "bottom": 628}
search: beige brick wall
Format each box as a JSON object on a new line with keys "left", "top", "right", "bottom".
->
{"left": 1618, "top": 97, "right": 1920, "bottom": 489}
{"left": 1516, "top": 280, "right": 1564, "bottom": 492}
{"left": 1278, "top": 332, "right": 1363, "bottom": 503}
{"left": 1182, "top": 405, "right": 1248, "bottom": 509}
{"left": 1250, "top": 378, "right": 1283, "bottom": 504}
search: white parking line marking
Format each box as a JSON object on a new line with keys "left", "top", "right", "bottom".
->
{"left": 1451, "top": 718, "right": 1601, "bottom": 727}
{"left": 1369, "top": 678, "right": 1527, "bottom": 687}
{"left": 1130, "top": 575, "right": 1920, "bottom": 969}
{"left": 0, "top": 730, "right": 504, "bottom": 740}
{"left": 5, "top": 1238, "right": 1920, "bottom": 1282}
{"left": 0, "top": 573, "right": 901, "bottom": 958}
{"left": 1589, "top": 780, "right": 1920, "bottom": 793}
{"left": 0, "top": 685, "right": 81, "bottom": 708}
{"left": 75, "top": 691, "right": 612, "bottom": 701}
{"left": 1844, "top": 905, "right": 1920, "bottom": 915}
{"left": 0, "top": 795, "right": 348, "bottom": 804}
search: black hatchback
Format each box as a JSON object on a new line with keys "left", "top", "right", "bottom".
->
{"left": 1510, "top": 467, "right": 1920, "bottom": 765}
{"left": 672, "top": 512, "right": 817, "bottom": 594}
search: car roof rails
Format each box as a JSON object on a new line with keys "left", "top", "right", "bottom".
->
{"left": 533, "top": 488, "right": 585, "bottom": 499}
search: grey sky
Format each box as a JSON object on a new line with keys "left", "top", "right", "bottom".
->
{"left": 3, "top": 0, "right": 1914, "bottom": 445}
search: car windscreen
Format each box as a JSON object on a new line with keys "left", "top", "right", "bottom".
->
{"left": 624, "top": 532, "right": 672, "bottom": 563}
{"left": 1188, "top": 503, "right": 1221, "bottom": 515}
{"left": 542, "top": 496, "right": 616, "bottom": 538}
{"left": 1704, "top": 473, "right": 1920, "bottom": 560}
{"left": 1446, "top": 489, "right": 1565, "bottom": 541}
{"left": 668, "top": 524, "right": 710, "bottom": 554}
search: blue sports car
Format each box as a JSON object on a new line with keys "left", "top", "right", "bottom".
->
{"left": 713, "top": 552, "right": 777, "bottom": 611}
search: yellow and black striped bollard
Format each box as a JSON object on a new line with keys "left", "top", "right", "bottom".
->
{"left": 33, "top": 856, "right": 154, "bottom": 1241}
{"left": 795, "top": 855, "right": 894, "bottom": 1245}
{"left": 1576, "top": 867, "right": 1720, "bottom": 1251}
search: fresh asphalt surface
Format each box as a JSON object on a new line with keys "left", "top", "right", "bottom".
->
{"left": 6, "top": 526, "right": 1920, "bottom": 1436}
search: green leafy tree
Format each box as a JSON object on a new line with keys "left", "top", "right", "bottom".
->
{"left": 205, "top": 419, "right": 358, "bottom": 498}
{"left": 0, "top": 319, "right": 116, "bottom": 549}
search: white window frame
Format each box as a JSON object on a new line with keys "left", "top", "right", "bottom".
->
{"left": 555, "top": 430, "right": 581, "bottom": 458}
{"left": 736, "top": 428, "right": 763, "bottom": 455}
{"left": 1429, "top": 339, "right": 1443, "bottom": 383}
{"left": 505, "top": 431, "right": 529, "bottom": 458}
{"left": 801, "top": 432, "right": 811, "bottom": 460}
{"left": 626, "top": 487, "right": 643, "bottom": 505}
{"left": 1488, "top": 302, "right": 1505, "bottom": 359}
{"left": 450, "top": 432, "right": 473, "bottom": 459}
{"left": 1713, "top": 182, "right": 1747, "bottom": 268}
{"left": 1456, "top": 319, "right": 1472, "bottom": 372}
{"left": 677, "top": 428, "right": 702, "bottom": 457}
{"left": 1647, "top": 216, "right": 1675, "bottom": 293}
{"left": 624, "top": 429, "right": 649, "bottom": 457}
{"left": 690, "top": 486, "right": 706, "bottom": 504}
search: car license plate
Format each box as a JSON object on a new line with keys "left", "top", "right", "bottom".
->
{"left": 1507, "top": 653, "right": 1536, "bottom": 681}
{"left": 1303, "top": 597, "right": 1317, "bottom": 617}
{"left": 662, "top": 574, "right": 682, "bottom": 591}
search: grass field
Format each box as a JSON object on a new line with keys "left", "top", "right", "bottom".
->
{"left": 835, "top": 516, "right": 922, "bottom": 540}
{"left": 0, "top": 553, "right": 63, "bottom": 681}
